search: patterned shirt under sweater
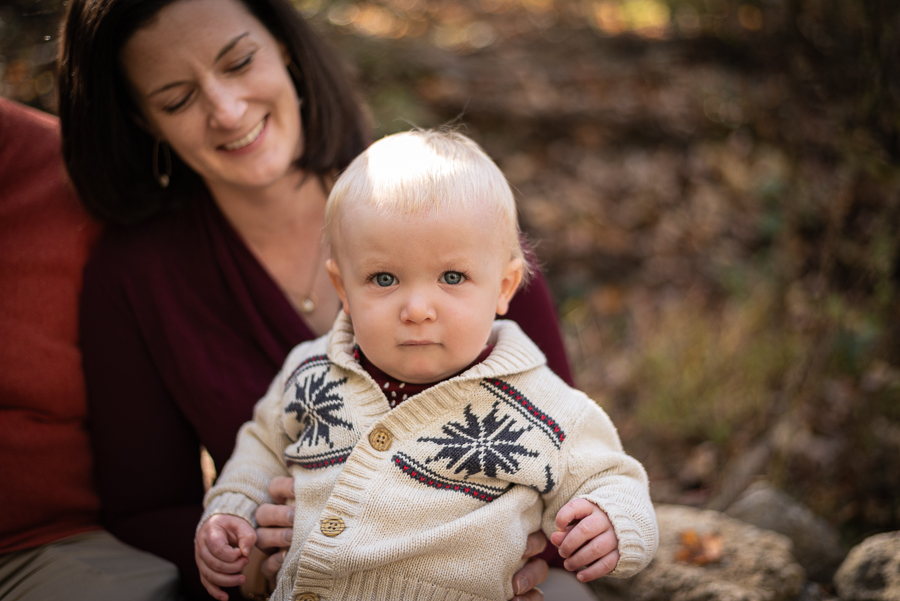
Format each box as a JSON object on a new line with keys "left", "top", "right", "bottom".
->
{"left": 355, "top": 345, "right": 494, "bottom": 409}
{"left": 202, "top": 313, "right": 659, "bottom": 601}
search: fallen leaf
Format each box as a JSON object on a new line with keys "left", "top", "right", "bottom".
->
{"left": 674, "top": 529, "right": 725, "bottom": 566}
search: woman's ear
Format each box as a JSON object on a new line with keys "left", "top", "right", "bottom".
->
{"left": 495, "top": 257, "right": 524, "bottom": 316}
{"left": 325, "top": 259, "right": 351, "bottom": 315}
{"left": 278, "top": 41, "right": 290, "bottom": 66}
{"left": 127, "top": 109, "right": 160, "bottom": 138}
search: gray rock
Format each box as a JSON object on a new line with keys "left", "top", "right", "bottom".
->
{"left": 834, "top": 531, "right": 900, "bottom": 601}
{"left": 590, "top": 504, "right": 806, "bottom": 601}
{"left": 797, "top": 582, "right": 838, "bottom": 601}
{"left": 725, "top": 481, "right": 845, "bottom": 582}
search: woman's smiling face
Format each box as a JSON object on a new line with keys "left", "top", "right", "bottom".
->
{"left": 120, "top": 0, "right": 303, "bottom": 194}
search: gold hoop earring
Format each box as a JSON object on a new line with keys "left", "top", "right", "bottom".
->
{"left": 153, "top": 138, "right": 172, "bottom": 188}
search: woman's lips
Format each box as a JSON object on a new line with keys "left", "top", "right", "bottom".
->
{"left": 222, "top": 117, "right": 266, "bottom": 150}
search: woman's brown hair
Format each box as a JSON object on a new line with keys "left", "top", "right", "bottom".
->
{"left": 58, "top": 0, "right": 370, "bottom": 224}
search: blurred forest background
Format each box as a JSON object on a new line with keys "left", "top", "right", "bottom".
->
{"left": 2, "top": 0, "right": 899, "bottom": 551}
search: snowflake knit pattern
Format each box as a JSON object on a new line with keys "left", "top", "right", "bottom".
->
{"left": 202, "top": 313, "right": 658, "bottom": 601}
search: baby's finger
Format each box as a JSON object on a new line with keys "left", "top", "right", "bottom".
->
{"left": 198, "top": 543, "right": 251, "bottom": 574}
{"left": 554, "top": 498, "right": 596, "bottom": 532}
{"left": 548, "top": 528, "right": 571, "bottom": 549}
{"left": 557, "top": 512, "right": 611, "bottom": 559}
{"left": 205, "top": 526, "right": 244, "bottom": 562}
{"left": 199, "top": 574, "right": 229, "bottom": 601}
{"left": 199, "top": 564, "right": 247, "bottom": 596}
{"left": 573, "top": 549, "right": 620, "bottom": 583}
{"left": 232, "top": 521, "right": 258, "bottom": 558}
{"left": 563, "top": 528, "right": 618, "bottom": 572}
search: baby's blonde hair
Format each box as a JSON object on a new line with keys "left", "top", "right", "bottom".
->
{"left": 324, "top": 129, "right": 531, "bottom": 279}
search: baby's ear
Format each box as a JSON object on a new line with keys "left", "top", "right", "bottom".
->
{"left": 496, "top": 257, "right": 524, "bottom": 316}
{"left": 325, "top": 259, "right": 351, "bottom": 315}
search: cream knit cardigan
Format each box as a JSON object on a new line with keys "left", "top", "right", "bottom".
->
{"left": 202, "top": 314, "right": 658, "bottom": 601}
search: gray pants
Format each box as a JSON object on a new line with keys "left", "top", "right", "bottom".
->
{"left": 541, "top": 567, "right": 600, "bottom": 601}
{"left": 0, "top": 530, "right": 182, "bottom": 601}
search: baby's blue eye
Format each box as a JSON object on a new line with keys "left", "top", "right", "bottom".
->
{"left": 374, "top": 273, "right": 396, "bottom": 287}
{"left": 441, "top": 271, "right": 464, "bottom": 285}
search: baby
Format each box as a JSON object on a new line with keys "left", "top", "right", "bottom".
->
{"left": 195, "top": 130, "right": 658, "bottom": 601}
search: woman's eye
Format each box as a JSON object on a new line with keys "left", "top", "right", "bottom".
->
{"left": 374, "top": 273, "right": 397, "bottom": 287}
{"left": 162, "top": 92, "right": 193, "bottom": 114}
{"left": 227, "top": 53, "right": 254, "bottom": 73}
{"left": 441, "top": 271, "right": 465, "bottom": 285}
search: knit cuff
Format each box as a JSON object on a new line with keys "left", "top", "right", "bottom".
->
{"left": 198, "top": 492, "right": 260, "bottom": 533}
{"left": 578, "top": 493, "right": 658, "bottom": 578}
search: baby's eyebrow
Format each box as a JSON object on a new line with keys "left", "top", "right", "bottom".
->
{"left": 357, "top": 260, "right": 394, "bottom": 273}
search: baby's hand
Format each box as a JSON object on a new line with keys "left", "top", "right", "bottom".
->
{"left": 551, "top": 499, "right": 619, "bottom": 582}
{"left": 195, "top": 514, "right": 258, "bottom": 601}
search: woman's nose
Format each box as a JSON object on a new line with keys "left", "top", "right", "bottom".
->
{"left": 400, "top": 293, "right": 437, "bottom": 324}
{"left": 205, "top": 81, "right": 247, "bottom": 130}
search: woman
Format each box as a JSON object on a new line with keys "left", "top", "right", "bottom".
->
{"left": 57, "top": 0, "right": 575, "bottom": 599}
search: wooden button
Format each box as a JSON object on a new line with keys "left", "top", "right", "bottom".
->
{"left": 320, "top": 516, "right": 345, "bottom": 537}
{"left": 369, "top": 427, "right": 392, "bottom": 451}
{"left": 296, "top": 594, "right": 319, "bottom": 601}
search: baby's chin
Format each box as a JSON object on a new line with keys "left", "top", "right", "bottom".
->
{"left": 383, "top": 359, "right": 476, "bottom": 385}
{"left": 389, "top": 367, "right": 462, "bottom": 385}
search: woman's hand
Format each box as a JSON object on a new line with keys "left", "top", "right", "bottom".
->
{"left": 511, "top": 531, "right": 549, "bottom": 601}
{"left": 254, "top": 476, "right": 296, "bottom": 585}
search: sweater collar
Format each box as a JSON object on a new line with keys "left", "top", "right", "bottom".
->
{"left": 357, "top": 344, "right": 495, "bottom": 408}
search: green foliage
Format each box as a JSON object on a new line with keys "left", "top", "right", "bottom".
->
{"left": 632, "top": 288, "right": 798, "bottom": 444}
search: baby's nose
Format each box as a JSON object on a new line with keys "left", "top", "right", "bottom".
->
{"left": 400, "top": 294, "right": 437, "bottom": 323}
